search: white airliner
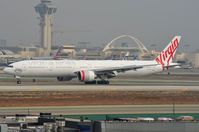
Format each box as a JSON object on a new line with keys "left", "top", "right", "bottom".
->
{"left": 3, "top": 36, "right": 181, "bottom": 84}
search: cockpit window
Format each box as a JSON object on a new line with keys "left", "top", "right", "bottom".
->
{"left": 7, "top": 65, "right": 13, "bottom": 68}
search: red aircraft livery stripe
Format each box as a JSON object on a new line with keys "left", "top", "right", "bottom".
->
{"left": 81, "top": 70, "right": 85, "bottom": 81}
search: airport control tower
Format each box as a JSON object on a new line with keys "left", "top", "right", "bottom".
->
{"left": 35, "top": 0, "right": 57, "bottom": 56}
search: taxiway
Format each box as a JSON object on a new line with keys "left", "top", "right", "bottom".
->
{"left": 0, "top": 105, "right": 199, "bottom": 115}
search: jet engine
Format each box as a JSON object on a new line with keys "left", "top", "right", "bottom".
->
{"left": 77, "top": 70, "right": 96, "bottom": 82}
{"left": 57, "top": 76, "right": 73, "bottom": 81}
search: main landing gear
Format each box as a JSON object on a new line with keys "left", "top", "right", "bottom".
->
{"left": 17, "top": 79, "right": 21, "bottom": 84}
{"left": 97, "top": 80, "right": 109, "bottom": 85}
{"left": 84, "top": 80, "right": 110, "bottom": 85}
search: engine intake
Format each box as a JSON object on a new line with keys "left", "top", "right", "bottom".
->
{"left": 77, "top": 70, "right": 96, "bottom": 82}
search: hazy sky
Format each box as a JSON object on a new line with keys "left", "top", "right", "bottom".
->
{"left": 0, "top": 0, "right": 198, "bottom": 52}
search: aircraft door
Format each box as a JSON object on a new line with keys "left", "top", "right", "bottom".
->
{"left": 48, "top": 61, "right": 54, "bottom": 72}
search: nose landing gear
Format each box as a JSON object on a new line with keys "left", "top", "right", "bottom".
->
{"left": 16, "top": 79, "right": 21, "bottom": 84}
{"left": 15, "top": 75, "right": 21, "bottom": 85}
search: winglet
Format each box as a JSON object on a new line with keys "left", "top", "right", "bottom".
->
{"left": 155, "top": 36, "right": 181, "bottom": 70}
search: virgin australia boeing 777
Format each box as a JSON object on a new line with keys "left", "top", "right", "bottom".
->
{"left": 4, "top": 36, "right": 181, "bottom": 84}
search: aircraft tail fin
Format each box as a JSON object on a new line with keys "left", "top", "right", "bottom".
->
{"left": 53, "top": 46, "right": 63, "bottom": 60}
{"left": 154, "top": 36, "right": 181, "bottom": 70}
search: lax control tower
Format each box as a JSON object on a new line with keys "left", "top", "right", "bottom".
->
{"left": 35, "top": 0, "right": 57, "bottom": 56}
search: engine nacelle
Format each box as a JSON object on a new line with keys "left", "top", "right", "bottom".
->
{"left": 57, "top": 76, "right": 73, "bottom": 81}
{"left": 77, "top": 70, "right": 96, "bottom": 82}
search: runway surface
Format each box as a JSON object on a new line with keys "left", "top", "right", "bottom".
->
{"left": 0, "top": 76, "right": 199, "bottom": 87}
{"left": 0, "top": 71, "right": 198, "bottom": 115}
{"left": 0, "top": 70, "right": 199, "bottom": 87}
{"left": 0, "top": 85, "right": 199, "bottom": 92}
{"left": 0, "top": 105, "right": 199, "bottom": 115}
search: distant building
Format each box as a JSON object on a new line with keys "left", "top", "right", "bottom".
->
{"left": 103, "top": 35, "right": 153, "bottom": 60}
{"left": 194, "top": 53, "right": 199, "bottom": 68}
{"left": 0, "top": 124, "right": 8, "bottom": 131}
{"left": 176, "top": 53, "right": 187, "bottom": 61}
{"left": 0, "top": 39, "right": 7, "bottom": 48}
{"left": 18, "top": 46, "right": 38, "bottom": 58}
{"left": 58, "top": 45, "right": 76, "bottom": 58}
{"left": 175, "top": 52, "right": 199, "bottom": 68}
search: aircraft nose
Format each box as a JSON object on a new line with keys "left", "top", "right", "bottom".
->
{"left": 3, "top": 67, "right": 14, "bottom": 75}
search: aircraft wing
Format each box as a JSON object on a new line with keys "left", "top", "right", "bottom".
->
{"left": 164, "top": 63, "right": 181, "bottom": 69}
{"left": 92, "top": 64, "right": 157, "bottom": 74}
{"left": 74, "top": 64, "right": 158, "bottom": 79}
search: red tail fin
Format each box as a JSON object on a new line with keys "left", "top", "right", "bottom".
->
{"left": 155, "top": 36, "right": 181, "bottom": 70}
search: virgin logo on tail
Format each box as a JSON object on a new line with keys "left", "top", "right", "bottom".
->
{"left": 155, "top": 36, "right": 181, "bottom": 70}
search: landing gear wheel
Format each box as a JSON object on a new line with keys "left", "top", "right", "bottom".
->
{"left": 97, "top": 80, "right": 110, "bottom": 85}
{"left": 84, "top": 80, "right": 97, "bottom": 84}
{"left": 32, "top": 79, "right": 36, "bottom": 82}
{"left": 17, "top": 80, "right": 21, "bottom": 84}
